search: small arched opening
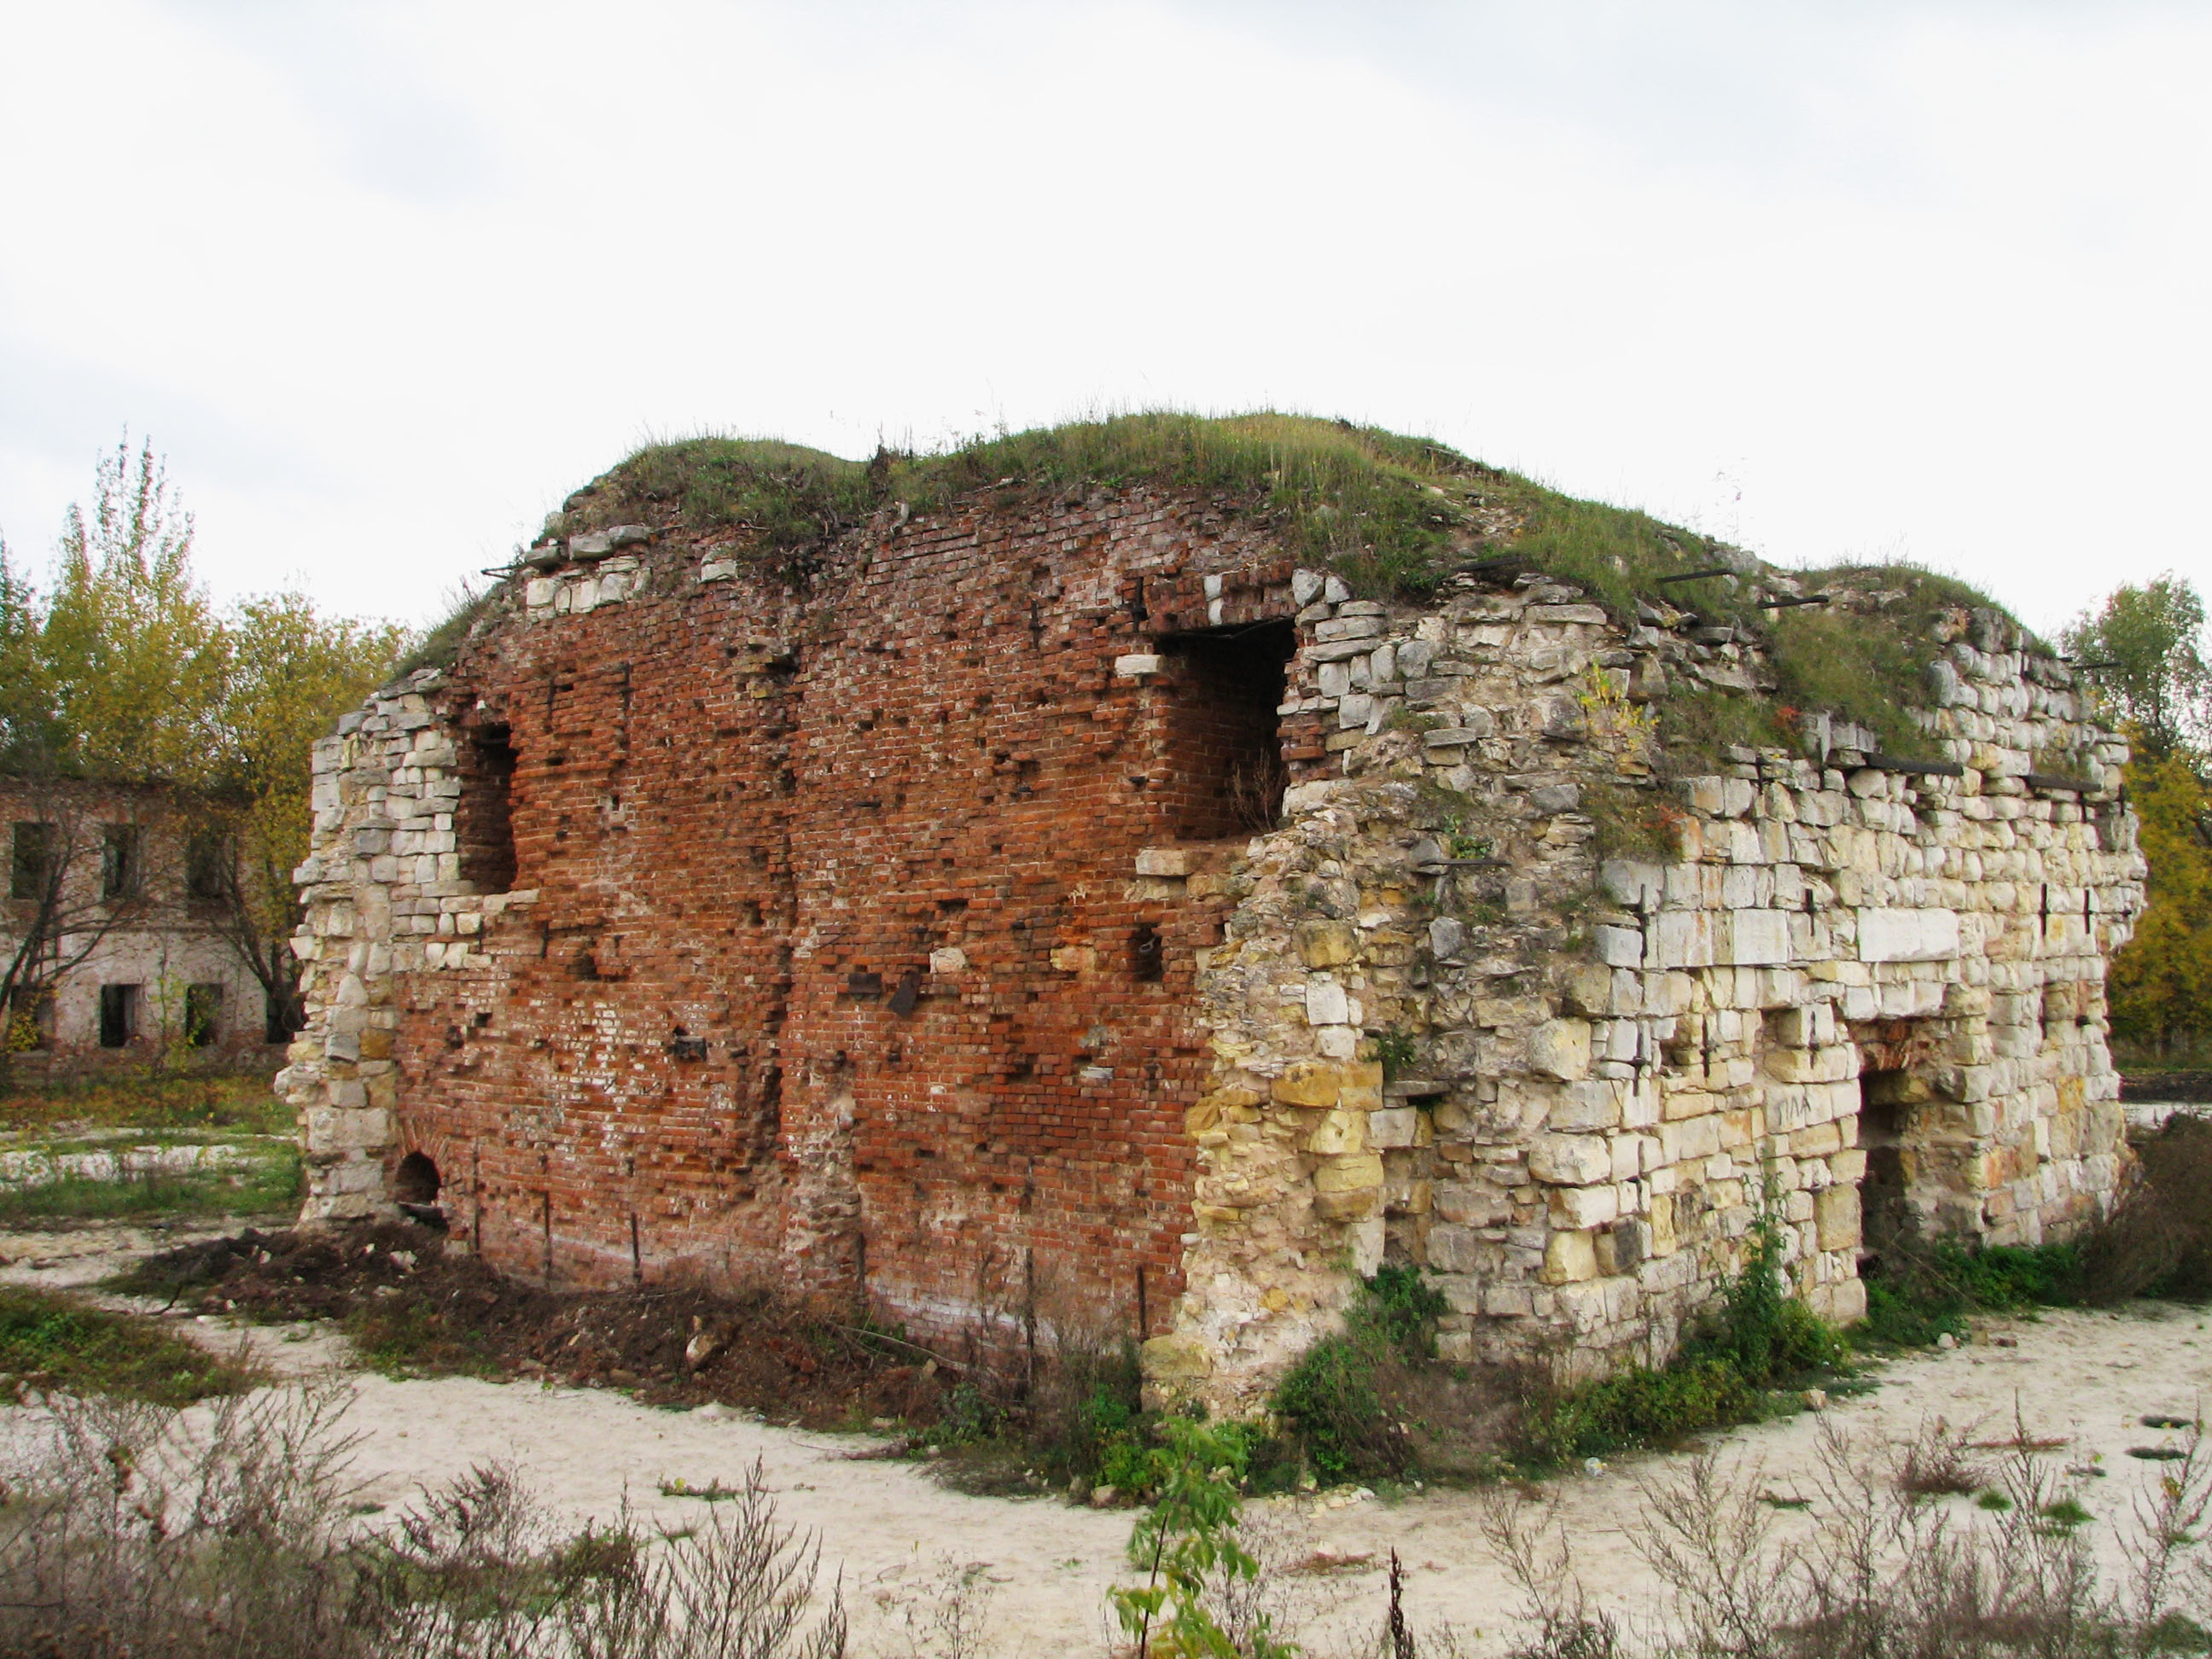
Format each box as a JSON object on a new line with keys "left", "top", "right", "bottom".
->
{"left": 393, "top": 1151, "right": 448, "bottom": 1230}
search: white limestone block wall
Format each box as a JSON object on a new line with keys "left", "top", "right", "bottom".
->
{"left": 1155, "top": 569, "right": 2145, "bottom": 1410}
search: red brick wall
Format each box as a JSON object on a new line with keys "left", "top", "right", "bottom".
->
{"left": 392, "top": 491, "right": 1298, "bottom": 1350}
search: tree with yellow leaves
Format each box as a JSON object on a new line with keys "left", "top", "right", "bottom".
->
{"left": 1, "top": 437, "right": 403, "bottom": 1044}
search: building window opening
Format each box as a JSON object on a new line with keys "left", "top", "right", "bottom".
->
{"left": 98, "top": 984, "right": 138, "bottom": 1049}
{"left": 1155, "top": 619, "right": 1294, "bottom": 840}
{"left": 100, "top": 824, "right": 141, "bottom": 901}
{"left": 394, "top": 1151, "right": 446, "bottom": 1229}
{"left": 457, "top": 724, "right": 519, "bottom": 893}
{"left": 186, "top": 830, "right": 230, "bottom": 905}
{"left": 9, "top": 822, "right": 54, "bottom": 901}
{"left": 184, "top": 982, "right": 223, "bottom": 1048}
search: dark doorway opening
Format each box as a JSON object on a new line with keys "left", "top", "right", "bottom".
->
{"left": 98, "top": 984, "right": 138, "bottom": 1049}
{"left": 457, "top": 725, "right": 519, "bottom": 893}
{"left": 1858, "top": 1068, "right": 1930, "bottom": 1266}
{"left": 1155, "top": 620, "right": 1295, "bottom": 840}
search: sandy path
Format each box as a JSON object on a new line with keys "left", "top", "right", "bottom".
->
{"left": 10, "top": 1224, "right": 2212, "bottom": 1655}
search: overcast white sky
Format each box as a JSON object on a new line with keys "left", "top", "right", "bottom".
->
{"left": 1, "top": 1, "right": 2205, "bottom": 636}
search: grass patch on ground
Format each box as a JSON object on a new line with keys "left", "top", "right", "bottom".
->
{"left": 0, "top": 1148, "right": 301, "bottom": 1227}
{"left": 0, "top": 1072, "right": 298, "bottom": 1227}
{"left": 0, "top": 1070, "right": 288, "bottom": 1136}
{"left": 1858, "top": 1237, "right": 2088, "bottom": 1349}
{"left": 0, "top": 1284, "right": 258, "bottom": 1406}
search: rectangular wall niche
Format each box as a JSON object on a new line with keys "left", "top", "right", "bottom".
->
{"left": 457, "top": 724, "right": 519, "bottom": 893}
{"left": 1155, "top": 620, "right": 1294, "bottom": 841}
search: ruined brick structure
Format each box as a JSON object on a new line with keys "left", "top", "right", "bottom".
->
{"left": 284, "top": 465, "right": 2145, "bottom": 1406}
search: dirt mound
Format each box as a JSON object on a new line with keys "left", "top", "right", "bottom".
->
{"left": 114, "top": 1224, "right": 954, "bottom": 1428}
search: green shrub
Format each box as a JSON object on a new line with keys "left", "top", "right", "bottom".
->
{"left": 1273, "top": 1331, "right": 1388, "bottom": 1485}
{"left": 1855, "top": 1234, "right": 2090, "bottom": 1349}
{"left": 1522, "top": 1356, "right": 1767, "bottom": 1464}
{"left": 1365, "top": 1262, "right": 1450, "bottom": 1358}
{"left": 1272, "top": 1264, "right": 1447, "bottom": 1482}
{"left": 1519, "top": 1204, "right": 1846, "bottom": 1465}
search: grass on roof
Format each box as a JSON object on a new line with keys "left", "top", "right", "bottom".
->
{"left": 540, "top": 410, "right": 2031, "bottom": 766}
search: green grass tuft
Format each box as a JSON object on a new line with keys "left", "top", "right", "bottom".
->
{"left": 0, "top": 1285, "right": 259, "bottom": 1406}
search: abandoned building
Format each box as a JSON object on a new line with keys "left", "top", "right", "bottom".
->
{"left": 3, "top": 777, "right": 280, "bottom": 1069}
{"left": 282, "top": 422, "right": 2145, "bottom": 1406}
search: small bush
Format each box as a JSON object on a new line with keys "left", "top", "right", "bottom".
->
{"left": 1272, "top": 1266, "right": 1449, "bottom": 1482}
{"left": 1519, "top": 1208, "right": 1846, "bottom": 1465}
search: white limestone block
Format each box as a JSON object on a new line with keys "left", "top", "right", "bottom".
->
{"left": 1529, "top": 1019, "right": 1592, "bottom": 1081}
{"left": 1305, "top": 981, "right": 1351, "bottom": 1026}
{"left": 1857, "top": 907, "right": 1962, "bottom": 963}
{"left": 1724, "top": 910, "right": 1793, "bottom": 966}
{"left": 1530, "top": 1133, "right": 1612, "bottom": 1185}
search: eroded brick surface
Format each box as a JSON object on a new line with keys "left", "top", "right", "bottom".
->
{"left": 287, "top": 491, "right": 1298, "bottom": 1349}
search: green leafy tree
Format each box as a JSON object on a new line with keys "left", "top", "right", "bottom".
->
{"left": 34, "top": 438, "right": 227, "bottom": 780}
{"left": 2110, "top": 751, "right": 2212, "bottom": 1061}
{"left": 1109, "top": 1417, "right": 1292, "bottom": 1659}
{"left": 2067, "top": 575, "right": 2212, "bottom": 1063}
{"left": 0, "top": 539, "right": 55, "bottom": 770}
{"left": 2063, "top": 573, "right": 2211, "bottom": 765}
{"left": 193, "top": 593, "right": 405, "bottom": 1034}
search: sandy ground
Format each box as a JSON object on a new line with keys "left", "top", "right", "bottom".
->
{"left": 9, "top": 1224, "right": 2212, "bottom": 1656}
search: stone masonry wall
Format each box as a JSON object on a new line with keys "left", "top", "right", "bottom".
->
{"left": 1152, "top": 568, "right": 2146, "bottom": 1407}
{"left": 284, "top": 483, "right": 2145, "bottom": 1409}
{"left": 3, "top": 779, "right": 275, "bottom": 1071}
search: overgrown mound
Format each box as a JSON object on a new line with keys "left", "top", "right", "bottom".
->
{"left": 537, "top": 410, "right": 2035, "bottom": 768}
